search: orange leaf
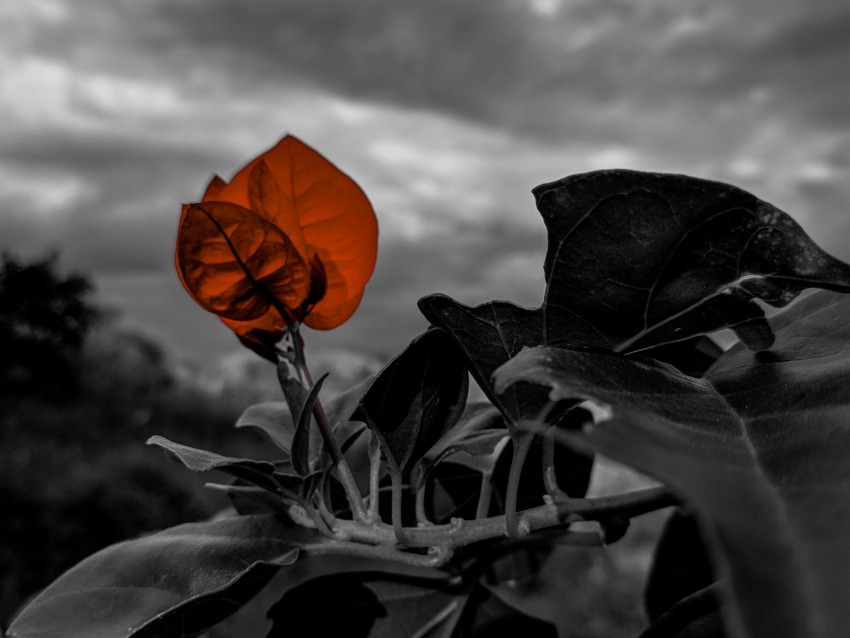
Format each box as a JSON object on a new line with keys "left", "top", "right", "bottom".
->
{"left": 304, "top": 288, "right": 365, "bottom": 330}
{"left": 175, "top": 202, "right": 311, "bottom": 322}
{"left": 247, "top": 160, "right": 310, "bottom": 262}
{"left": 203, "top": 135, "right": 378, "bottom": 330}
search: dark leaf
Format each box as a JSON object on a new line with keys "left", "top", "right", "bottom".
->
{"left": 533, "top": 170, "right": 850, "bottom": 352}
{"left": 418, "top": 295, "right": 594, "bottom": 498}
{"left": 640, "top": 336, "right": 724, "bottom": 378}
{"left": 415, "top": 405, "right": 510, "bottom": 523}
{"left": 7, "top": 515, "right": 321, "bottom": 638}
{"left": 418, "top": 295, "right": 550, "bottom": 425}
{"left": 421, "top": 402, "right": 509, "bottom": 474}
{"left": 276, "top": 357, "right": 309, "bottom": 431}
{"left": 638, "top": 586, "right": 725, "bottom": 638}
{"left": 267, "top": 572, "right": 456, "bottom": 638}
{"left": 462, "top": 582, "right": 559, "bottom": 638}
{"left": 646, "top": 509, "right": 716, "bottom": 622}
{"left": 494, "top": 290, "right": 850, "bottom": 638}
{"left": 235, "top": 401, "right": 294, "bottom": 454}
{"left": 265, "top": 571, "right": 557, "bottom": 638}
{"left": 352, "top": 329, "right": 469, "bottom": 472}
{"left": 324, "top": 376, "right": 372, "bottom": 432}
{"left": 147, "top": 435, "right": 279, "bottom": 494}
{"left": 291, "top": 372, "right": 328, "bottom": 476}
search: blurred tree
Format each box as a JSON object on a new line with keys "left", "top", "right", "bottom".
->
{"left": 0, "top": 253, "right": 99, "bottom": 395}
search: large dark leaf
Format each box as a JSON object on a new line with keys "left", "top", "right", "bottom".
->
{"left": 494, "top": 291, "right": 850, "bottom": 638}
{"left": 7, "top": 515, "right": 321, "bottom": 638}
{"left": 351, "top": 329, "right": 469, "bottom": 472}
{"left": 533, "top": 170, "right": 850, "bottom": 351}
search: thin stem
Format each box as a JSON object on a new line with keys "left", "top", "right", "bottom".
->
{"left": 305, "top": 538, "right": 452, "bottom": 568}
{"left": 542, "top": 426, "right": 569, "bottom": 501}
{"left": 288, "top": 500, "right": 336, "bottom": 539}
{"left": 319, "top": 485, "right": 675, "bottom": 554}
{"left": 414, "top": 465, "right": 432, "bottom": 526}
{"left": 314, "top": 481, "right": 338, "bottom": 530}
{"left": 368, "top": 434, "right": 382, "bottom": 523}
{"left": 505, "top": 433, "right": 534, "bottom": 538}
{"left": 290, "top": 328, "right": 368, "bottom": 522}
{"left": 475, "top": 472, "right": 493, "bottom": 520}
{"left": 390, "top": 464, "right": 405, "bottom": 543}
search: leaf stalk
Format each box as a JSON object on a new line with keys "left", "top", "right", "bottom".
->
{"left": 289, "top": 327, "right": 369, "bottom": 521}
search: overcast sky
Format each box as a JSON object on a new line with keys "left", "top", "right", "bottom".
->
{"left": 2, "top": 0, "right": 849, "bottom": 370}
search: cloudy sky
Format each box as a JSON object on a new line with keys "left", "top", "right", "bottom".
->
{"left": 2, "top": 0, "right": 849, "bottom": 370}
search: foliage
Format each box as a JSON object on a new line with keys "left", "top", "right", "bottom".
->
{"left": 0, "top": 324, "right": 268, "bottom": 626}
{"left": 175, "top": 135, "right": 379, "bottom": 361}
{"left": 0, "top": 253, "right": 99, "bottom": 394}
{"left": 8, "top": 141, "right": 850, "bottom": 638}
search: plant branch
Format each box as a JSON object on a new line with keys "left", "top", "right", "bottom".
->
{"left": 368, "top": 433, "right": 382, "bottom": 523}
{"left": 306, "top": 485, "right": 675, "bottom": 559}
{"left": 475, "top": 472, "right": 493, "bottom": 520}
{"left": 290, "top": 327, "right": 368, "bottom": 521}
{"left": 389, "top": 461, "right": 406, "bottom": 543}
{"left": 505, "top": 433, "right": 534, "bottom": 537}
{"left": 414, "top": 464, "right": 433, "bottom": 526}
{"left": 542, "top": 425, "right": 569, "bottom": 501}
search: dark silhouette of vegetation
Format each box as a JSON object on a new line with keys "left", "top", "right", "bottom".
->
{"left": 0, "top": 255, "right": 275, "bottom": 625}
{"left": 0, "top": 253, "right": 99, "bottom": 395}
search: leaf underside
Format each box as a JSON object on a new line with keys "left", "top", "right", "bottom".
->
{"left": 7, "top": 515, "right": 321, "bottom": 638}
{"left": 494, "top": 291, "right": 850, "bottom": 638}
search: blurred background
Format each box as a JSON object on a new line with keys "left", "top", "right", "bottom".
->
{"left": 2, "top": 0, "right": 848, "bottom": 633}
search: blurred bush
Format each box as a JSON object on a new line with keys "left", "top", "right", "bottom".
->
{"left": 0, "top": 255, "right": 273, "bottom": 625}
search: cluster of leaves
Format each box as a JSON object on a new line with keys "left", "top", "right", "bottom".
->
{"left": 10, "top": 146, "right": 850, "bottom": 638}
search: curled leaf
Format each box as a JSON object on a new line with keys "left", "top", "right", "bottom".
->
{"left": 175, "top": 202, "right": 310, "bottom": 322}
{"left": 291, "top": 372, "right": 329, "bottom": 476}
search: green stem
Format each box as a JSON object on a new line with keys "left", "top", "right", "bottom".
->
{"left": 475, "top": 472, "right": 493, "bottom": 520}
{"left": 368, "top": 434, "right": 382, "bottom": 523}
{"left": 414, "top": 465, "right": 432, "bottom": 526}
{"left": 290, "top": 328, "right": 368, "bottom": 522}
{"left": 305, "top": 538, "right": 452, "bottom": 568}
{"left": 320, "top": 485, "right": 674, "bottom": 554}
{"left": 288, "top": 499, "right": 336, "bottom": 539}
{"left": 505, "top": 433, "right": 534, "bottom": 538}
{"left": 542, "top": 426, "right": 569, "bottom": 501}
{"left": 314, "top": 481, "right": 338, "bottom": 529}
{"left": 390, "top": 463, "right": 405, "bottom": 543}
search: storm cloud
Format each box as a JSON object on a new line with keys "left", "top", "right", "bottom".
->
{"left": 2, "top": 0, "right": 849, "bottom": 364}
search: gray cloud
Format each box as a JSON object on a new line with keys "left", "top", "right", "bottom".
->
{"left": 4, "top": 0, "right": 850, "bottom": 365}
